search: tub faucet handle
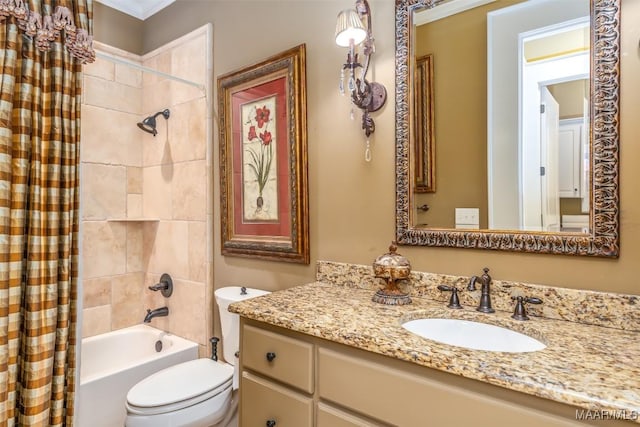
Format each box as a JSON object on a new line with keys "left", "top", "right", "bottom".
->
{"left": 148, "top": 273, "right": 173, "bottom": 298}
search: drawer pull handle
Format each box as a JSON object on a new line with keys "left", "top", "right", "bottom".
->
{"left": 266, "top": 420, "right": 276, "bottom": 427}
{"left": 266, "top": 352, "right": 276, "bottom": 362}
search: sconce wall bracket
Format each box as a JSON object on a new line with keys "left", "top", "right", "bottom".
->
{"left": 336, "top": 0, "right": 387, "bottom": 141}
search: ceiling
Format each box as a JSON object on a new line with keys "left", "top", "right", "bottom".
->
{"left": 96, "top": 0, "right": 176, "bottom": 20}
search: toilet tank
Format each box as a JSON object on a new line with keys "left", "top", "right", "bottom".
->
{"left": 214, "top": 286, "right": 270, "bottom": 365}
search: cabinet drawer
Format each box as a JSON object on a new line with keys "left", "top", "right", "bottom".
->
{"left": 319, "top": 348, "right": 583, "bottom": 427}
{"left": 242, "top": 324, "right": 314, "bottom": 393}
{"left": 317, "top": 402, "right": 385, "bottom": 427}
{"left": 241, "top": 372, "right": 313, "bottom": 427}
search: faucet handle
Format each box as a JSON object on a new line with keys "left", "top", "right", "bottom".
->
{"left": 437, "top": 285, "right": 463, "bottom": 309}
{"left": 511, "top": 296, "right": 542, "bottom": 321}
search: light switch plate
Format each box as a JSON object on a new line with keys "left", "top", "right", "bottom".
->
{"left": 455, "top": 208, "right": 480, "bottom": 226}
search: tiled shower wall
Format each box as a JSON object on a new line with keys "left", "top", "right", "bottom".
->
{"left": 81, "top": 26, "right": 212, "bottom": 353}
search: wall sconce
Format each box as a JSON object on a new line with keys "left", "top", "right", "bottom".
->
{"left": 335, "top": 0, "right": 387, "bottom": 161}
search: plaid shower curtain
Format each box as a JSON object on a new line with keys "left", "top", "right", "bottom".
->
{"left": 0, "top": 1, "right": 93, "bottom": 425}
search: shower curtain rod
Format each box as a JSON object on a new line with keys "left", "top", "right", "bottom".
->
{"left": 94, "top": 51, "right": 206, "bottom": 91}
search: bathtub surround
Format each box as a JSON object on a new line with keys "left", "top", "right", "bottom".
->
{"left": 81, "top": 25, "right": 213, "bottom": 354}
{"left": 230, "top": 261, "right": 640, "bottom": 422}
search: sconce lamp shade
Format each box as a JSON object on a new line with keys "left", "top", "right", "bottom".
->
{"left": 335, "top": 9, "right": 367, "bottom": 47}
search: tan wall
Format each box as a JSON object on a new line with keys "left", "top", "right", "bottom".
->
{"left": 549, "top": 79, "right": 587, "bottom": 119}
{"left": 93, "top": 0, "right": 640, "bottom": 334}
{"left": 93, "top": 2, "right": 143, "bottom": 55}
{"left": 414, "top": 7, "right": 489, "bottom": 228}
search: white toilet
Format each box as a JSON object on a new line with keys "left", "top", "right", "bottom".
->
{"left": 124, "top": 286, "right": 270, "bottom": 427}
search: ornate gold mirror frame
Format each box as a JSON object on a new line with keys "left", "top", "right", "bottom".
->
{"left": 395, "top": 0, "right": 620, "bottom": 257}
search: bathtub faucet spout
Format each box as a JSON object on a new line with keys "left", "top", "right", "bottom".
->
{"left": 144, "top": 306, "right": 169, "bottom": 323}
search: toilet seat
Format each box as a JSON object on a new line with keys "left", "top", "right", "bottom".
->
{"left": 126, "top": 359, "right": 233, "bottom": 416}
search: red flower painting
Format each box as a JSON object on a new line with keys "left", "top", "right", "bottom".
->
{"left": 245, "top": 104, "right": 274, "bottom": 212}
{"left": 255, "top": 105, "right": 270, "bottom": 128}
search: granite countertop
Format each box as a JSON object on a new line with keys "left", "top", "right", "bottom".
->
{"left": 229, "top": 281, "right": 640, "bottom": 421}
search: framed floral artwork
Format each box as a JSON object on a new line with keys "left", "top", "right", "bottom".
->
{"left": 218, "top": 44, "right": 309, "bottom": 263}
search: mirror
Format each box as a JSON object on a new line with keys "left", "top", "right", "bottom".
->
{"left": 395, "top": 0, "right": 620, "bottom": 257}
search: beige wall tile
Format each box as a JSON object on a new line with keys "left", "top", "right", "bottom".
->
{"left": 127, "top": 194, "right": 143, "bottom": 218}
{"left": 83, "top": 56, "right": 115, "bottom": 81}
{"left": 172, "top": 161, "right": 206, "bottom": 221}
{"left": 171, "top": 35, "right": 206, "bottom": 85}
{"left": 81, "top": 105, "right": 142, "bottom": 166}
{"left": 127, "top": 223, "right": 144, "bottom": 272}
{"left": 141, "top": 222, "right": 159, "bottom": 272}
{"left": 171, "top": 80, "right": 203, "bottom": 107}
{"left": 168, "top": 278, "right": 206, "bottom": 345}
{"left": 145, "top": 220, "right": 190, "bottom": 279}
{"left": 82, "top": 221, "right": 127, "bottom": 279}
{"left": 142, "top": 51, "right": 171, "bottom": 87}
{"left": 127, "top": 167, "right": 143, "bottom": 193}
{"left": 82, "top": 305, "right": 112, "bottom": 338}
{"left": 188, "top": 98, "right": 207, "bottom": 160}
{"left": 168, "top": 98, "right": 207, "bottom": 163}
{"left": 111, "top": 273, "right": 145, "bottom": 329}
{"left": 205, "top": 259, "right": 214, "bottom": 340}
{"left": 197, "top": 344, "right": 209, "bottom": 359}
{"left": 81, "top": 164, "right": 127, "bottom": 220}
{"left": 116, "top": 63, "right": 143, "bottom": 88}
{"left": 82, "top": 277, "right": 112, "bottom": 308}
{"left": 81, "top": 35, "right": 213, "bottom": 339}
{"left": 142, "top": 166, "right": 173, "bottom": 219}
{"left": 84, "top": 75, "right": 142, "bottom": 113}
{"left": 188, "top": 221, "right": 206, "bottom": 283}
{"left": 141, "top": 80, "right": 172, "bottom": 123}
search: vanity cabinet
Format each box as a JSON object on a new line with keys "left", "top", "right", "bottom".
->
{"left": 239, "top": 319, "right": 627, "bottom": 426}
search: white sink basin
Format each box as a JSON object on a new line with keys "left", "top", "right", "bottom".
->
{"left": 402, "top": 318, "right": 546, "bottom": 353}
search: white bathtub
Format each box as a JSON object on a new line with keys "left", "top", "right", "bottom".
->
{"left": 77, "top": 324, "right": 199, "bottom": 427}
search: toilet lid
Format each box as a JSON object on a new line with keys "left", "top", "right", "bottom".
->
{"left": 127, "top": 359, "right": 233, "bottom": 408}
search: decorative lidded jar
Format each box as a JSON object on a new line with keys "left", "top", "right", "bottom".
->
{"left": 372, "top": 242, "right": 412, "bottom": 305}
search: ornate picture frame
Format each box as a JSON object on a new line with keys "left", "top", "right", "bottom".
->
{"left": 395, "top": 0, "right": 620, "bottom": 257}
{"left": 218, "top": 44, "right": 309, "bottom": 263}
{"left": 414, "top": 53, "right": 435, "bottom": 193}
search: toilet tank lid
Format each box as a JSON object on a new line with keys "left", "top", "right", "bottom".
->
{"left": 215, "top": 286, "right": 270, "bottom": 305}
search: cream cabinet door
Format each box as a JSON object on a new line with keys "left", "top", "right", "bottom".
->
{"left": 318, "top": 348, "right": 584, "bottom": 427}
{"left": 241, "top": 372, "right": 313, "bottom": 427}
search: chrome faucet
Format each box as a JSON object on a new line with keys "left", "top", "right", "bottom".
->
{"left": 467, "top": 267, "right": 495, "bottom": 313}
{"left": 144, "top": 306, "right": 169, "bottom": 323}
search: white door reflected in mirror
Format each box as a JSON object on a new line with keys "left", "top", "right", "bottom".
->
{"left": 488, "top": 0, "right": 589, "bottom": 232}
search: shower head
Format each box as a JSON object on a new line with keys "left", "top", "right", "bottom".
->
{"left": 137, "top": 109, "right": 170, "bottom": 136}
